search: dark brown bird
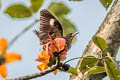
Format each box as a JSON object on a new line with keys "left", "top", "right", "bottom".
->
{"left": 34, "top": 9, "right": 78, "bottom": 49}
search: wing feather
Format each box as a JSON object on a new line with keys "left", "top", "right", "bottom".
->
{"left": 35, "top": 9, "right": 63, "bottom": 45}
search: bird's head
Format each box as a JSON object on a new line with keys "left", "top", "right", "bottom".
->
{"left": 64, "top": 31, "right": 78, "bottom": 49}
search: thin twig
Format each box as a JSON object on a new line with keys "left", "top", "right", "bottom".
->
{"left": 64, "top": 56, "right": 101, "bottom": 64}
{"left": 8, "top": 19, "right": 39, "bottom": 49}
{"left": 6, "top": 64, "right": 60, "bottom": 80}
{"left": 64, "top": 57, "right": 81, "bottom": 64}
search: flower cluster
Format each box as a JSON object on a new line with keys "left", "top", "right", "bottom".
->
{"left": 0, "top": 38, "right": 21, "bottom": 79}
{"left": 35, "top": 38, "right": 68, "bottom": 74}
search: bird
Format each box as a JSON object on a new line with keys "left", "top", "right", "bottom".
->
{"left": 34, "top": 9, "right": 78, "bottom": 50}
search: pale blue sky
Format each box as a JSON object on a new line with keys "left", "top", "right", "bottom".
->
{"left": 0, "top": 0, "right": 118, "bottom": 80}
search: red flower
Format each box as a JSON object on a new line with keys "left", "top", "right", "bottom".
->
{"left": 36, "top": 38, "right": 68, "bottom": 75}
{"left": 54, "top": 38, "right": 66, "bottom": 51}
{"left": 44, "top": 38, "right": 67, "bottom": 57}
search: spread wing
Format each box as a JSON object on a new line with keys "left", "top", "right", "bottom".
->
{"left": 35, "top": 9, "right": 63, "bottom": 45}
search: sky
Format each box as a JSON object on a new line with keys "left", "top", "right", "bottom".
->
{"left": 0, "top": 0, "right": 119, "bottom": 80}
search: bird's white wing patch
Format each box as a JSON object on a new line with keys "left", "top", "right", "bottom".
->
{"left": 49, "top": 18, "right": 55, "bottom": 26}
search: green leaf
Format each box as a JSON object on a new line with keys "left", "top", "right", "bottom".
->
{"left": 4, "top": 4, "right": 32, "bottom": 18}
{"left": 86, "top": 66, "right": 105, "bottom": 76}
{"left": 79, "top": 56, "right": 98, "bottom": 74}
{"left": 47, "top": 2, "right": 70, "bottom": 16}
{"left": 48, "top": 57, "right": 56, "bottom": 67}
{"left": 93, "top": 36, "right": 108, "bottom": 52}
{"left": 0, "top": 0, "right": 1, "bottom": 9}
{"left": 30, "top": 0, "right": 43, "bottom": 13}
{"left": 58, "top": 16, "right": 76, "bottom": 36}
{"left": 99, "top": 0, "right": 113, "bottom": 10}
{"left": 67, "top": 67, "right": 78, "bottom": 75}
{"left": 69, "top": 0, "right": 83, "bottom": 1}
{"left": 106, "top": 53, "right": 120, "bottom": 68}
{"left": 104, "top": 58, "right": 120, "bottom": 80}
{"left": 60, "top": 67, "right": 78, "bottom": 75}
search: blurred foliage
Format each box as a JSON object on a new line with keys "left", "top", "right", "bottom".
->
{"left": 4, "top": 4, "right": 32, "bottom": 18}
{"left": 4, "top": 0, "right": 44, "bottom": 18}
{"left": 30, "top": 0, "right": 43, "bottom": 13}
{"left": 58, "top": 16, "right": 76, "bottom": 35}
{"left": 69, "top": 0, "right": 83, "bottom": 1}
{"left": 48, "top": 2, "right": 76, "bottom": 36}
{"left": 99, "top": 0, "right": 113, "bottom": 10}
{"left": 79, "top": 56, "right": 98, "bottom": 74}
{"left": 104, "top": 53, "right": 120, "bottom": 80}
{"left": 48, "top": 2, "right": 70, "bottom": 16}
{"left": 0, "top": 0, "right": 1, "bottom": 8}
{"left": 93, "top": 36, "right": 108, "bottom": 52}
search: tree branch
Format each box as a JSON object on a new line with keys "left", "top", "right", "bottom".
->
{"left": 69, "top": 0, "right": 120, "bottom": 80}
{"left": 6, "top": 56, "right": 62, "bottom": 80}
{"left": 6, "top": 65, "right": 59, "bottom": 80}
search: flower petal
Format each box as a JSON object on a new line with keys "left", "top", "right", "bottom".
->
{"left": 48, "top": 43, "right": 58, "bottom": 53}
{"left": 0, "top": 64, "right": 7, "bottom": 78}
{"left": 60, "top": 46, "right": 68, "bottom": 61}
{"left": 5, "top": 52, "right": 21, "bottom": 63}
{"left": 48, "top": 52, "right": 54, "bottom": 57}
{"left": 43, "top": 43, "right": 55, "bottom": 57}
{"left": 55, "top": 38, "right": 66, "bottom": 51}
{"left": 37, "top": 63, "right": 48, "bottom": 71}
{"left": 35, "top": 50, "right": 49, "bottom": 63}
{"left": 0, "top": 38, "right": 8, "bottom": 55}
{"left": 60, "top": 54, "right": 66, "bottom": 61}
{"left": 52, "top": 69, "right": 58, "bottom": 75}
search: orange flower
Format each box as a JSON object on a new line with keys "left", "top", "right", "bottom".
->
{"left": 52, "top": 69, "right": 58, "bottom": 75}
{"left": 35, "top": 50, "right": 50, "bottom": 63}
{"left": 43, "top": 43, "right": 55, "bottom": 57}
{"left": 54, "top": 38, "right": 68, "bottom": 61}
{"left": 36, "top": 38, "right": 67, "bottom": 75}
{"left": 43, "top": 38, "right": 66, "bottom": 57}
{"left": 37, "top": 63, "right": 57, "bottom": 75}
{"left": 37, "top": 63, "right": 48, "bottom": 71}
{"left": 54, "top": 38, "right": 66, "bottom": 51}
{"left": 0, "top": 38, "right": 21, "bottom": 79}
{"left": 60, "top": 47, "right": 68, "bottom": 61}
{"left": 0, "top": 38, "right": 7, "bottom": 55}
{"left": 48, "top": 43, "right": 58, "bottom": 53}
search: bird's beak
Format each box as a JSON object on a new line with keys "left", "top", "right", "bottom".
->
{"left": 72, "top": 31, "right": 79, "bottom": 37}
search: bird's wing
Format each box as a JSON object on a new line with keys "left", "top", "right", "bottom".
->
{"left": 35, "top": 9, "right": 63, "bottom": 45}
